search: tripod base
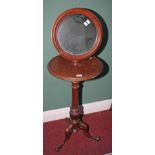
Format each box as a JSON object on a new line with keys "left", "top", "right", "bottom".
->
{"left": 55, "top": 110, "right": 101, "bottom": 152}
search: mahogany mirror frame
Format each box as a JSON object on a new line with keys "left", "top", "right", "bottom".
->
{"left": 51, "top": 8, "right": 103, "bottom": 62}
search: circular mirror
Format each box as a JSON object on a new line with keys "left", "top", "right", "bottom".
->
{"left": 57, "top": 14, "right": 97, "bottom": 55}
{"left": 52, "top": 8, "right": 103, "bottom": 61}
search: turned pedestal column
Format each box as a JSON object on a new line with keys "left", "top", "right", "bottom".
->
{"left": 48, "top": 56, "right": 103, "bottom": 152}
{"left": 54, "top": 81, "right": 101, "bottom": 152}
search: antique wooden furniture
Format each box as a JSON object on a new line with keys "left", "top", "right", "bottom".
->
{"left": 48, "top": 8, "right": 104, "bottom": 152}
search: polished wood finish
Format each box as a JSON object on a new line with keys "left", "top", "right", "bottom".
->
{"left": 48, "top": 56, "right": 103, "bottom": 152}
{"left": 55, "top": 82, "right": 101, "bottom": 152}
{"left": 48, "top": 55, "right": 103, "bottom": 82}
{"left": 52, "top": 8, "right": 103, "bottom": 62}
{"left": 49, "top": 8, "right": 104, "bottom": 152}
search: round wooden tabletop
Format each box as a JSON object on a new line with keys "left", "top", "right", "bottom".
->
{"left": 48, "top": 56, "right": 103, "bottom": 82}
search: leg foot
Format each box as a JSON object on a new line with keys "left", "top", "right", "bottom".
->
{"left": 55, "top": 144, "right": 63, "bottom": 152}
{"left": 55, "top": 124, "right": 74, "bottom": 152}
{"left": 79, "top": 121, "right": 101, "bottom": 142}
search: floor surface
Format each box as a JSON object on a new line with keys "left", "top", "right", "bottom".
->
{"left": 43, "top": 110, "right": 112, "bottom": 155}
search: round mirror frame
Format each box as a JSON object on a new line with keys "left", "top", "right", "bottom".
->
{"left": 52, "top": 8, "right": 103, "bottom": 61}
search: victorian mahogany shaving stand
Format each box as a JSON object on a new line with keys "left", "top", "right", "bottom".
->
{"left": 48, "top": 7, "right": 104, "bottom": 152}
{"left": 48, "top": 55, "right": 104, "bottom": 152}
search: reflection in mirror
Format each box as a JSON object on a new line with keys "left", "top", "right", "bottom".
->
{"left": 57, "top": 14, "right": 97, "bottom": 55}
